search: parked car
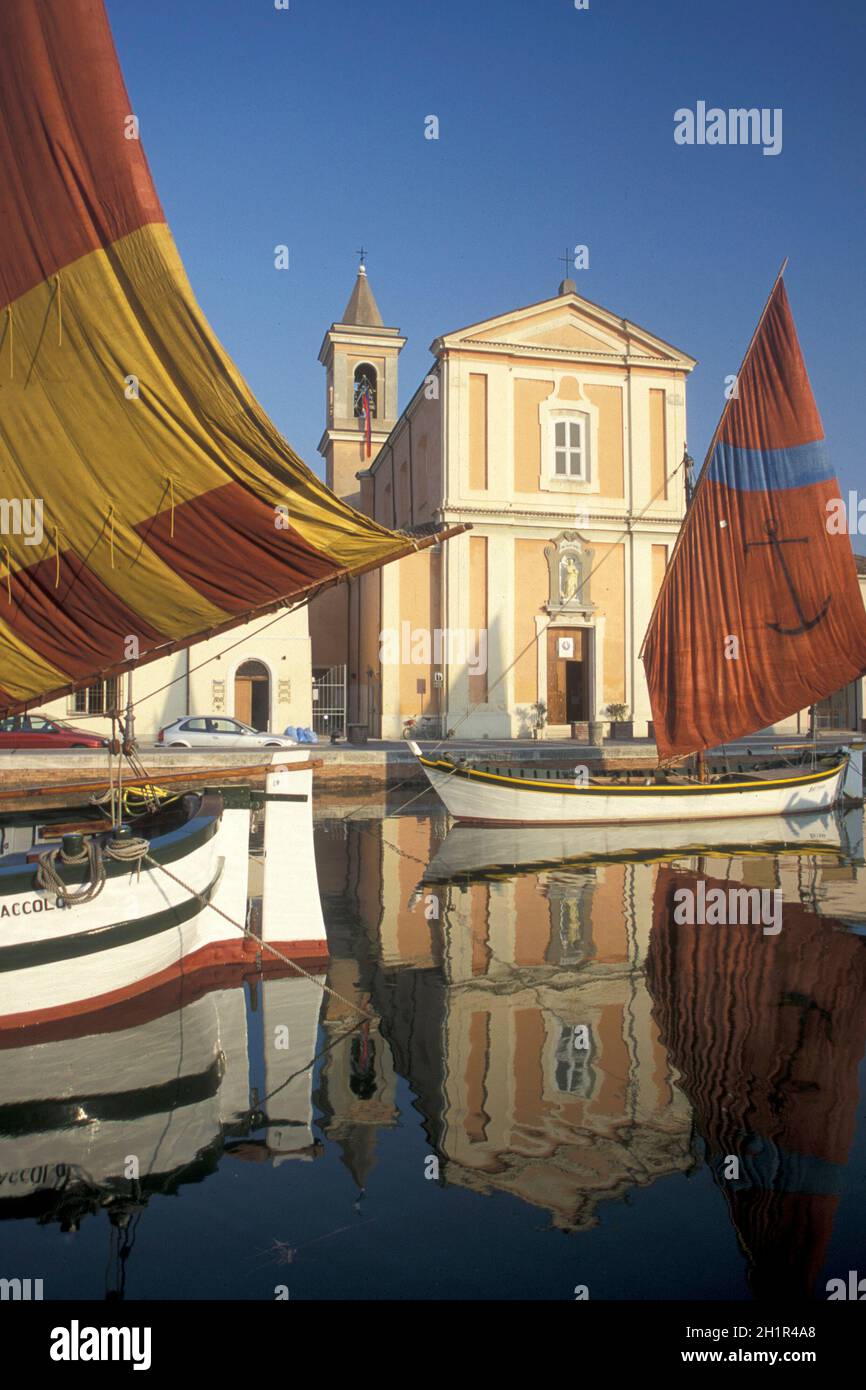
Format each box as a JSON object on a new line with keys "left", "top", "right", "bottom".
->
{"left": 157, "top": 717, "right": 297, "bottom": 750}
{"left": 0, "top": 713, "right": 109, "bottom": 749}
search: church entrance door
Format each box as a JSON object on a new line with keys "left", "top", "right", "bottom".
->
{"left": 546, "top": 629, "right": 589, "bottom": 724}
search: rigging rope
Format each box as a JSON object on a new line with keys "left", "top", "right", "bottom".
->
{"left": 144, "top": 854, "right": 374, "bottom": 1022}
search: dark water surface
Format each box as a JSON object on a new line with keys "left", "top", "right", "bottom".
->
{"left": 2, "top": 795, "right": 866, "bottom": 1301}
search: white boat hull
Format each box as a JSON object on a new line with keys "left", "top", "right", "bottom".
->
{"left": 0, "top": 751, "right": 328, "bottom": 1029}
{"left": 415, "top": 751, "right": 848, "bottom": 827}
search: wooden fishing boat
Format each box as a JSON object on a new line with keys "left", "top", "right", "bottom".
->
{"left": 412, "top": 744, "right": 857, "bottom": 826}
{"left": 415, "top": 263, "right": 866, "bottom": 825}
{"left": 0, "top": 0, "right": 464, "bottom": 1024}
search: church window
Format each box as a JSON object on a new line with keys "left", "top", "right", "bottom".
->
{"left": 551, "top": 416, "right": 586, "bottom": 480}
{"left": 353, "top": 364, "right": 378, "bottom": 419}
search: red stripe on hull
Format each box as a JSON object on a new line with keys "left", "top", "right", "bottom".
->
{"left": 0, "top": 937, "right": 329, "bottom": 1044}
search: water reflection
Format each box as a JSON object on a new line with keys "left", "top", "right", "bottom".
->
{"left": 318, "top": 802, "right": 866, "bottom": 1286}
{"left": 2, "top": 802, "right": 865, "bottom": 1299}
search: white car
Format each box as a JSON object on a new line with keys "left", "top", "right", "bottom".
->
{"left": 157, "top": 717, "right": 297, "bottom": 750}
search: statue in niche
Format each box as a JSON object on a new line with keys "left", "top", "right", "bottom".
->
{"left": 560, "top": 554, "right": 581, "bottom": 603}
{"left": 545, "top": 531, "right": 595, "bottom": 615}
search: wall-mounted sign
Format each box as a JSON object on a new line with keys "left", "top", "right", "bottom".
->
{"left": 557, "top": 636, "right": 575, "bottom": 659}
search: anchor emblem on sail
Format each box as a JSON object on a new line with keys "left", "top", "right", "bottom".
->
{"left": 745, "top": 519, "right": 831, "bottom": 634}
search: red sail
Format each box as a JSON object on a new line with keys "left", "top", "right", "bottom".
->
{"left": 647, "top": 865, "right": 866, "bottom": 1299}
{"left": 642, "top": 275, "right": 866, "bottom": 760}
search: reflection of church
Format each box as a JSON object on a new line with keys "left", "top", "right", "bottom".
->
{"left": 338, "top": 812, "right": 695, "bottom": 1231}
{"left": 311, "top": 264, "right": 695, "bottom": 737}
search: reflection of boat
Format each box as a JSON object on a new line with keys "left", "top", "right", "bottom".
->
{"left": 0, "top": 962, "right": 324, "bottom": 1292}
{"left": 420, "top": 808, "right": 856, "bottom": 884}
{"left": 0, "top": 755, "right": 328, "bottom": 1029}
{"left": 646, "top": 864, "right": 866, "bottom": 1300}
{"left": 415, "top": 265, "right": 866, "bottom": 826}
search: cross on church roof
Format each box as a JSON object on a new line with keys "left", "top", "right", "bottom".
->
{"left": 356, "top": 246, "right": 367, "bottom": 271}
{"left": 559, "top": 247, "right": 573, "bottom": 279}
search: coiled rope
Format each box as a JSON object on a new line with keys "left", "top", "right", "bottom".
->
{"left": 35, "top": 834, "right": 149, "bottom": 907}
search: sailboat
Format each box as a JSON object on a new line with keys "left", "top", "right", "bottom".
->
{"left": 0, "top": 1, "right": 464, "bottom": 1023}
{"left": 414, "top": 264, "right": 866, "bottom": 825}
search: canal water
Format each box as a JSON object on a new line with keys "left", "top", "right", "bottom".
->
{"left": 2, "top": 794, "right": 866, "bottom": 1301}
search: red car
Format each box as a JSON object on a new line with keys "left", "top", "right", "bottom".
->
{"left": 0, "top": 713, "right": 108, "bottom": 749}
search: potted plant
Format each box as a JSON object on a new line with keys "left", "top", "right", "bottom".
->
{"left": 531, "top": 700, "right": 548, "bottom": 740}
{"left": 604, "top": 702, "right": 634, "bottom": 741}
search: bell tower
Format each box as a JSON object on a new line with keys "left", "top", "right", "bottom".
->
{"left": 318, "top": 257, "right": 405, "bottom": 508}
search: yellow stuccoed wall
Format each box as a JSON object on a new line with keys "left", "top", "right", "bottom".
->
{"left": 513, "top": 539, "right": 547, "bottom": 705}
{"left": 468, "top": 373, "right": 488, "bottom": 491}
{"left": 649, "top": 388, "right": 668, "bottom": 503}
{"left": 590, "top": 541, "right": 626, "bottom": 705}
{"left": 514, "top": 380, "right": 554, "bottom": 492}
{"left": 583, "top": 384, "right": 624, "bottom": 498}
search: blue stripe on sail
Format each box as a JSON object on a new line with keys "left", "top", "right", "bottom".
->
{"left": 706, "top": 438, "right": 834, "bottom": 492}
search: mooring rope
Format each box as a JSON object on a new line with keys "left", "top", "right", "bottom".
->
{"left": 35, "top": 833, "right": 149, "bottom": 906}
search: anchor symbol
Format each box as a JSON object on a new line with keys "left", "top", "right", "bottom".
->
{"left": 744, "top": 519, "right": 831, "bottom": 635}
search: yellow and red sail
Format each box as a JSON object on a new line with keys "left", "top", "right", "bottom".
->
{"left": 642, "top": 274, "right": 866, "bottom": 760}
{"left": 0, "top": 0, "right": 419, "bottom": 712}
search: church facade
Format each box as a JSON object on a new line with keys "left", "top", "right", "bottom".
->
{"left": 313, "top": 267, "right": 696, "bottom": 739}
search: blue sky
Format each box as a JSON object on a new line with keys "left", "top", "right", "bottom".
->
{"left": 108, "top": 0, "right": 865, "bottom": 496}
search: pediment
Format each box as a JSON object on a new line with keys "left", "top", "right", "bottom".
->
{"left": 435, "top": 293, "right": 696, "bottom": 368}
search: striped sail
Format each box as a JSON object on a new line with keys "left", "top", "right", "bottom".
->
{"left": 0, "top": 0, "right": 432, "bottom": 712}
{"left": 642, "top": 273, "right": 866, "bottom": 760}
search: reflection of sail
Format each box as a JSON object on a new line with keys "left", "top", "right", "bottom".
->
{"left": 646, "top": 865, "right": 866, "bottom": 1298}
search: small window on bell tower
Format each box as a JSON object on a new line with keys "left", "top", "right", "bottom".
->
{"left": 353, "top": 364, "right": 378, "bottom": 419}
